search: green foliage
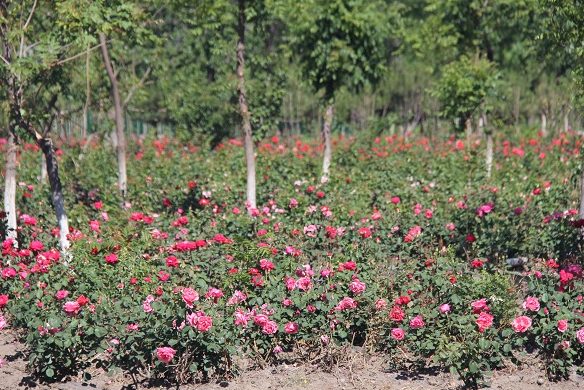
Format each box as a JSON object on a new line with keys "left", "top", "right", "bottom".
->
{"left": 431, "top": 55, "right": 498, "bottom": 131}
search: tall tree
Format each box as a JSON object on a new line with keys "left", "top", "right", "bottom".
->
{"left": 538, "top": 0, "right": 584, "bottom": 219}
{"left": 281, "top": 0, "right": 395, "bottom": 181}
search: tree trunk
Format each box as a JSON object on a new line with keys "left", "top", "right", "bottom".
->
{"left": 486, "top": 131, "right": 493, "bottom": 179}
{"left": 564, "top": 109, "right": 569, "bottom": 133}
{"left": 82, "top": 43, "right": 91, "bottom": 138}
{"left": 40, "top": 138, "right": 70, "bottom": 258}
{"left": 321, "top": 104, "right": 334, "bottom": 182}
{"left": 237, "top": 0, "right": 256, "bottom": 210}
{"left": 4, "top": 129, "right": 18, "bottom": 242}
{"left": 40, "top": 152, "right": 47, "bottom": 183}
{"left": 100, "top": 32, "right": 127, "bottom": 198}
{"left": 541, "top": 110, "right": 547, "bottom": 137}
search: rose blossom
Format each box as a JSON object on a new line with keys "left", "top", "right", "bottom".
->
{"left": 0, "top": 315, "right": 6, "bottom": 331}
{"left": 439, "top": 304, "right": 451, "bottom": 313}
{"left": 512, "top": 316, "right": 532, "bottom": 333}
{"left": 389, "top": 306, "right": 405, "bottom": 322}
{"left": 349, "top": 278, "right": 366, "bottom": 294}
{"left": 409, "top": 316, "right": 425, "bottom": 329}
{"left": 182, "top": 288, "right": 199, "bottom": 307}
{"left": 334, "top": 297, "right": 357, "bottom": 311}
{"left": 284, "top": 322, "right": 299, "bottom": 334}
{"left": 391, "top": 328, "right": 405, "bottom": 340}
{"left": 63, "top": 301, "right": 81, "bottom": 316}
{"left": 576, "top": 328, "right": 584, "bottom": 344}
{"left": 375, "top": 299, "right": 387, "bottom": 311}
{"left": 156, "top": 347, "right": 176, "bottom": 363}
{"left": 55, "top": 290, "right": 69, "bottom": 300}
{"left": 476, "top": 312, "right": 494, "bottom": 332}
{"left": 522, "top": 297, "right": 540, "bottom": 312}
{"left": 558, "top": 319, "right": 568, "bottom": 333}
{"left": 471, "top": 298, "right": 489, "bottom": 314}
{"left": 262, "top": 320, "right": 278, "bottom": 335}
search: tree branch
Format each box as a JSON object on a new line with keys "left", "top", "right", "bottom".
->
{"left": 123, "top": 64, "right": 152, "bottom": 107}
{"left": 56, "top": 40, "right": 112, "bottom": 65}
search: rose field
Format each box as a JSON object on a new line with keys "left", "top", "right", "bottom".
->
{"left": 1, "top": 130, "right": 584, "bottom": 389}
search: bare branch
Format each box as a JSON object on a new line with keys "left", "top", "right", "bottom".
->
{"left": 123, "top": 64, "right": 152, "bottom": 107}
{"left": 56, "top": 40, "right": 111, "bottom": 65}
{"left": 23, "top": 0, "right": 38, "bottom": 31}
{"left": 0, "top": 54, "right": 9, "bottom": 65}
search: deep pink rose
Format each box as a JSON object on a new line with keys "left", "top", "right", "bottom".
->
{"left": 349, "top": 278, "right": 366, "bottom": 294}
{"left": 55, "top": 290, "right": 69, "bottom": 300}
{"left": 391, "top": 328, "right": 405, "bottom": 340}
{"left": 389, "top": 306, "right": 405, "bottom": 322}
{"left": 576, "top": 328, "right": 584, "bottom": 344}
{"left": 558, "top": 320, "right": 568, "bottom": 333}
{"left": 156, "top": 347, "right": 176, "bottom": 363}
{"left": 512, "top": 316, "right": 532, "bottom": 333}
{"left": 262, "top": 320, "right": 278, "bottom": 335}
{"left": 284, "top": 322, "right": 299, "bottom": 334}
{"left": 409, "top": 315, "right": 425, "bottom": 329}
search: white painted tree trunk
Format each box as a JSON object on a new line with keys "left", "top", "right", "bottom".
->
{"left": 486, "top": 132, "right": 493, "bottom": 179}
{"left": 541, "top": 111, "right": 547, "bottom": 136}
{"left": 40, "top": 153, "right": 47, "bottom": 183}
{"left": 236, "top": 0, "right": 256, "bottom": 210}
{"left": 4, "top": 130, "right": 18, "bottom": 242}
{"left": 321, "top": 104, "right": 334, "bottom": 183}
{"left": 100, "top": 33, "right": 127, "bottom": 198}
{"left": 40, "top": 138, "right": 70, "bottom": 260}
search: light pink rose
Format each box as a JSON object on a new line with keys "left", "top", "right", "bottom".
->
{"left": 254, "top": 314, "right": 269, "bottom": 326}
{"left": 284, "top": 322, "right": 299, "bottom": 334}
{"left": 522, "top": 297, "right": 540, "bottom": 312}
{"left": 512, "top": 316, "right": 532, "bottom": 333}
{"left": 576, "top": 328, "right": 584, "bottom": 344}
{"left": 156, "top": 347, "right": 176, "bottom": 363}
{"left": 439, "top": 304, "right": 451, "bottom": 313}
{"left": 63, "top": 301, "right": 81, "bottom": 316}
{"left": 182, "top": 288, "right": 199, "bottom": 307}
{"left": 391, "top": 328, "right": 405, "bottom": 340}
{"left": 0, "top": 315, "right": 6, "bottom": 331}
{"left": 349, "top": 278, "right": 366, "bottom": 294}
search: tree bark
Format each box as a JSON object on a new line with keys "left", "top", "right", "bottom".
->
{"left": 40, "top": 138, "right": 70, "bottom": 257}
{"left": 486, "top": 131, "right": 493, "bottom": 179}
{"left": 40, "top": 152, "right": 47, "bottom": 183}
{"left": 541, "top": 109, "right": 547, "bottom": 137}
{"left": 100, "top": 32, "right": 127, "bottom": 198}
{"left": 321, "top": 104, "right": 334, "bottom": 182}
{"left": 4, "top": 129, "right": 18, "bottom": 242}
{"left": 237, "top": 0, "right": 256, "bottom": 210}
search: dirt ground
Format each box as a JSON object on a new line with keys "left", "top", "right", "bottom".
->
{"left": 2, "top": 328, "right": 584, "bottom": 390}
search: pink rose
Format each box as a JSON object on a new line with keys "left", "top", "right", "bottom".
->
{"left": 349, "top": 278, "right": 366, "bottom": 294}
{"left": 512, "top": 316, "right": 532, "bottom": 333}
{"left": 522, "top": 297, "right": 540, "bottom": 312}
{"left": 156, "top": 347, "right": 176, "bottom": 363}
{"left": 182, "top": 288, "right": 199, "bottom": 307}
{"left": 375, "top": 299, "right": 387, "bottom": 311}
{"left": 0, "top": 315, "right": 6, "bottom": 331}
{"left": 195, "top": 315, "right": 213, "bottom": 332}
{"left": 63, "top": 301, "right": 81, "bottom": 316}
{"left": 576, "top": 328, "right": 584, "bottom": 344}
{"left": 471, "top": 298, "right": 489, "bottom": 313}
{"left": 254, "top": 314, "right": 269, "bottom": 326}
{"left": 410, "top": 315, "right": 425, "bottom": 329}
{"left": 262, "top": 320, "right": 278, "bottom": 335}
{"left": 389, "top": 306, "right": 405, "bottom": 322}
{"left": 55, "top": 290, "right": 69, "bottom": 300}
{"left": 476, "top": 312, "right": 494, "bottom": 332}
{"left": 284, "top": 322, "right": 299, "bottom": 334}
{"left": 439, "top": 304, "right": 451, "bottom": 313}
{"left": 558, "top": 319, "right": 568, "bottom": 333}
{"left": 334, "top": 297, "right": 357, "bottom": 311}
{"left": 391, "top": 328, "right": 405, "bottom": 340}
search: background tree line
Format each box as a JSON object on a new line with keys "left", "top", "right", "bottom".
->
{"left": 1, "top": 0, "right": 584, "bottom": 252}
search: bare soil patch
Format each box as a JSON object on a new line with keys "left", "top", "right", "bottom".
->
{"left": 2, "top": 328, "right": 583, "bottom": 390}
